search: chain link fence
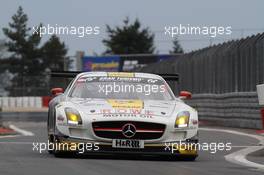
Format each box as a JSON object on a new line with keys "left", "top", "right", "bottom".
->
{"left": 139, "top": 33, "right": 264, "bottom": 94}
{"left": 138, "top": 33, "right": 264, "bottom": 129}
{"left": 1, "top": 75, "right": 72, "bottom": 97}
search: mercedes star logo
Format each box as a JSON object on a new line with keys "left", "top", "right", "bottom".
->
{"left": 122, "top": 123, "right": 136, "bottom": 138}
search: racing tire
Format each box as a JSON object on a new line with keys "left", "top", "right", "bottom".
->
{"left": 182, "top": 156, "right": 197, "bottom": 161}
{"left": 52, "top": 136, "right": 76, "bottom": 158}
{"left": 167, "top": 155, "right": 197, "bottom": 161}
{"left": 49, "top": 135, "right": 66, "bottom": 157}
{"left": 48, "top": 135, "right": 54, "bottom": 154}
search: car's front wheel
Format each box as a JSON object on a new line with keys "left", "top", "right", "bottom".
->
{"left": 182, "top": 155, "right": 197, "bottom": 161}
{"left": 48, "top": 135, "right": 54, "bottom": 154}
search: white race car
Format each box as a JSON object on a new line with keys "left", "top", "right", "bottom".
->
{"left": 48, "top": 72, "right": 198, "bottom": 160}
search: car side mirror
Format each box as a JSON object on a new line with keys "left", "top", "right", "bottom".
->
{"left": 51, "top": 88, "right": 64, "bottom": 97}
{"left": 179, "top": 91, "right": 192, "bottom": 100}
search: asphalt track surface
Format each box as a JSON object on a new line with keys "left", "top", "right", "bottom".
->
{"left": 0, "top": 122, "right": 263, "bottom": 175}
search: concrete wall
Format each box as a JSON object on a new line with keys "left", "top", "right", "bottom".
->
{"left": 186, "top": 92, "right": 263, "bottom": 129}
{"left": 257, "top": 84, "right": 264, "bottom": 106}
{"left": 0, "top": 112, "right": 47, "bottom": 122}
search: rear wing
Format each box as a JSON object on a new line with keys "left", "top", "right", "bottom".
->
{"left": 50, "top": 71, "right": 81, "bottom": 78}
{"left": 50, "top": 71, "right": 179, "bottom": 81}
{"left": 158, "top": 73, "right": 179, "bottom": 81}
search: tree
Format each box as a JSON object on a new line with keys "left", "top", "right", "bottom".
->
{"left": 42, "top": 35, "right": 69, "bottom": 71}
{"left": 103, "top": 18, "right": 155, "bottom": 54}
{"left": 0, "top": 40, "right": 8, "bottom": 59}
{"left": 2, "top": 6, "right": 44, "bottom": 95}
{"left": 2, "top": 6, "right": 69, "bottom": 96}
{"left": 3, "top": 7, "right": 43, "bottom": 73}
{"left": 170, "top": 38, "right": 184, "bottom": 54}
{"left": 41, "top": 35, "right": 70, "bottom": 92}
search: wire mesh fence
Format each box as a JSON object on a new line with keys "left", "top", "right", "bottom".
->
{"left": 2, "top": 33, "right": 264, "bottom": 96}
{"left": 139, "top": 33, "right": 264, "bottom": 94}
{"left": 1, "top": 75, "right": 72, "bottom": 97}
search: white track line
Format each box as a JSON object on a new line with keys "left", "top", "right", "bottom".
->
{"left": 0, "top": 135, "right": 21, "bottom": 139}
{"left": 200, "top": 128, "right": 264, "bottom": 171}
{"left": 0, "top": 141, "right": 32, "bottom": 144}
{"left": 9, "top": 125, "right": 34, "bottom": 136}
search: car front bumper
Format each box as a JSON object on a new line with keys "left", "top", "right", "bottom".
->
{"left": 53, "top": 135, "right": 198, "bottom": 156}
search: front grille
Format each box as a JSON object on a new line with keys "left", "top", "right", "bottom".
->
{"left": 92, "top": 121, "right": 165, "bottom": 140}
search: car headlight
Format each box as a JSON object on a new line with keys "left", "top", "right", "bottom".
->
{"left": 65, "top": 108, "right": 82, "bottom": 125}
{"left": 175, "top": 111, "right": 190, "bottom": 128}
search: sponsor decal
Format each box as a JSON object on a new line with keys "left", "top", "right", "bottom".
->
{"left": 112, "top": 139, "right": 144, "bottom": 148}
{"left": 147, "top": 79, "right": 158, "bottom": 83}
{"left": 56, "top": 103, "right": 63, "bottom": 108}
{"left": 107, "top": 99, "right": 143, "bottom": 109}
{"left": 85, "top": 77, "right": 97, "bottom": 82}
{"left": 102, "top": 113, "right": 153, "bottom": 119}
{"left": 57, "top": 115, "right": 64, "bottom": 122}
{"left": 161, "top": 112, "right": 166, "bottom": 115}
{"left": 101, "top": 108, "right": 154, "bottom": 115}
{"left": 107, "top": 72, "right": 135, "bottom": 77}
{"left": 99, "top": 77, "right": 142, "bottom": 82}
{"left": 77, "top": 78, "right": 87, "bottom": 83}
{"left": 103, "top": 113, "right": 137, "bottom": 117}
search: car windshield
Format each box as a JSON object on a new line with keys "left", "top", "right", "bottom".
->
{"left": 69, "top": 76, "right": 174, "bottom": 100}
